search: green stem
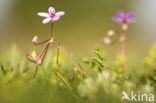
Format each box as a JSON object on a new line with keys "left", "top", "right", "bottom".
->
{"left": 55, "top": 71, "right": 71, "bottom": 90}
{"left": 1, "top": 65, "right": 7, "bottom": 75}
{"left": 33, "top": 65, "right": 39, "bottom": 78}
{"left": 56, "top": 45, "right": 60, "bottom": 66}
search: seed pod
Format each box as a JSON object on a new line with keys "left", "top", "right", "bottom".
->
{"left": 32, "top": 50, "right": 37, "bottom": 58}
{"left": 26, "top": 54, "right": 35, "bottom": 62}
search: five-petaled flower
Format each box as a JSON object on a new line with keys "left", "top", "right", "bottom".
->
{"left": 38, "top": 7, "right": 65, "bottom": 24}
{"left": 112, "top": 11, "right": 136, "bottom": 24}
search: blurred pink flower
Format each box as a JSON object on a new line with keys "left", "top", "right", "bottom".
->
{"left": 38, "top": 7, "right": 65, "bottom": 24}
{"left": 112, "top": 11, "right": 136, "bottom": 24}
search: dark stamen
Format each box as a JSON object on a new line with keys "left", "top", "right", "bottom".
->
{"left": 50, "top": 13, "right": 55, "bottom": 18}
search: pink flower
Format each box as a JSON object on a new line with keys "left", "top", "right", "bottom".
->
{"left": 112, "top": 11, "right": 136, "bottom": 24}
{"left": 38, "top": 7, "right": 65, "bottom": 24}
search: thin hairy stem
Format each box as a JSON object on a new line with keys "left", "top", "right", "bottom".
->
{"left": 56, "top": 45, "right": 60, "bottom": 66}
{"left": 40, "top": 43, "right": 50, "bottom": 65}
{"left": 53, "top": 41, "right": 88, "bottom": 77}
{"left": 33, "top": 39, "right": 50, "bottom": 45}
{"left": 120, "top": 33, "right": 127, "bottom": 73}
{"left": 35, "top": 42, "right": 50, "bottom": 63}
{"left": 51, "top": 22, "right": 54, "bottom": 38}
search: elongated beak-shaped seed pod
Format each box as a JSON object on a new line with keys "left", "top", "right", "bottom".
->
{"left": 32, "top": 50, "right": 37, "bottom": 58}
{"left": 26, "top": 54, "right": 35, "bottom": 62}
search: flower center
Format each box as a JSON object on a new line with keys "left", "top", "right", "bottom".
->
{"left": 50, "top": 13, "right": 55, "bottom": 18}
{"left": 122, "top": 19, "right": 127, "bottom": 24}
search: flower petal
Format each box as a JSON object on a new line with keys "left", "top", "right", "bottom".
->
{"left": 55, "top": 11, "right": 65, "bottom": 16}
{"left": 117, "top": 11, "right": 125, "bottom": 18}
{"left": 127, "top": 18, "right": 136, "bottom": 23}
{"left": 48, "top": 7, "right": 55, "bottom": 14}
{"left": 37, "top": 12, "right": 49, "bottom": 17}
{"left": 52, "top": 16, "right": 60, "bottom": 21}
{"left": 126, "top": 12, "right": 134, "bottom": 18}
{"left": 112, "top": 16, "right": 122, "bottom": 23}
{"left": 42, "top": 18, "right": 52, "bottom": 24}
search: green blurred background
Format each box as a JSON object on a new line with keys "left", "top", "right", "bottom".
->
{"left": 0, "top": 0, "right": 156, "bottom": 60}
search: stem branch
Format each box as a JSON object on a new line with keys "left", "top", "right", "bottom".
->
{"left": 33, "top": 39, "right": 50, "bottom": 45}
{"left": 35, "top": 42, "right": 50, "bottom": 63}
{"left": 40, "top": 44, "right": 50, "bottom": 65}
{"left": 53, "top": 41, "right": 88, "bottom": 77}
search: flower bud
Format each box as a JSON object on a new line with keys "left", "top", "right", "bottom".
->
{"left": 103, "top": 37, "right": 111, "bottom": 45}
{"left": 107, "top": 30, "right": 114, "bottom": 36}
{"left": 32, "top": 36, "right": 38, "bottom": 43}
{"left": 122, "top": 24, "right": 128, "bottom": 31}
